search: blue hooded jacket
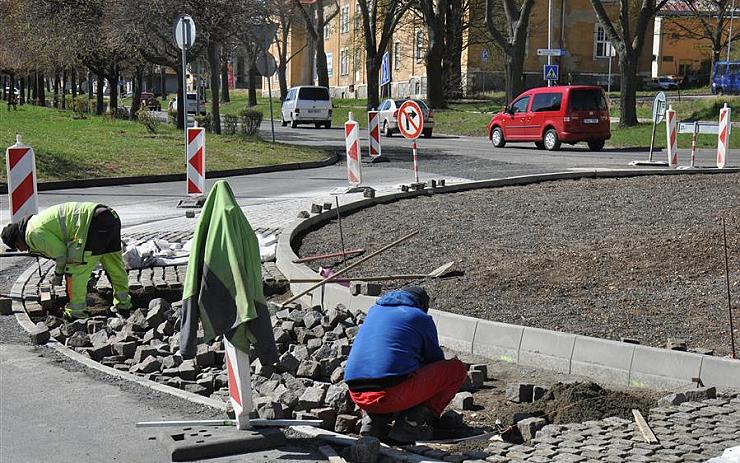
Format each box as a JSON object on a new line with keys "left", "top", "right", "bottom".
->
{"left": 344, "top": 289, "right": 445, "bottom": 384}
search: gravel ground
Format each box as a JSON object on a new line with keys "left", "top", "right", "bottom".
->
{"left": 297, "top": 172, "right": 740, "bottom": 355}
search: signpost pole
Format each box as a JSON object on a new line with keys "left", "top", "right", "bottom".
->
{"left": 412, "top": 140, "right": 419, "bottom": 183}
{"left": 648, "top": 110, "right": 658, "bottom": 162}
{"left": 547, "top": 0, "right": 552, "bottom": 87}
{"left": 607, "top": 45, "right": 613, "bottom": 94}
{"left": 266, "top": 56, "right": 276, "bottom": 143}
{"left": 690, "top": 121, "right": 698, "bottom": 168}
{"left": 181, "top": 20, "right": 189, "bottom": 165}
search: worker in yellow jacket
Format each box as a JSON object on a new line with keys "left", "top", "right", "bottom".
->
{"left": 1, "top": 202, "right": 132, "bottom": 319}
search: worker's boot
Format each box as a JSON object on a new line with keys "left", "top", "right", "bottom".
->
{"left": 359, "top": 411, "right": 393, "bottom": 439}
{"left": 388, "top": 405, "right": 435, "bottom": 444}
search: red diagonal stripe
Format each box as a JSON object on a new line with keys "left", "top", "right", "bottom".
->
{"left": 7, "top": 147, "right": 30, "bottom": 170}
{"left": 348, "top": 171, "right": 359, "bottom": 183}
{"left": 11, "top": 173, "right": 35, "bottom": 214}
{"left": 187, "top": 179, "right": 201, "bottom": 194}
{"left": 225, "top": 353, "right": 242, "bottom": 407}
{"left": 189, "top": 147, "right": 203, "bottom": 173}
{"left": 719, "top": 126, "right": 727, "bottom": 144}
{"left": 187, "top": 128, "right": 202, "bottom": 144}
{"left": 348, "top": 141, "right": 359, "bottom": 161}
{"left": 371, "top": 126, "right": 379, "bottom": 141}
{"left": 345, "top": 123, "right": 356, "bottom": 138}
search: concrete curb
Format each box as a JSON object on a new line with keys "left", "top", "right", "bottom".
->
{"left": 276, "top": 168, "right": 740, "bottom": 391}
{"left": 9, "top": 265, "right": 228, "bottom": 412}
{"left": 0, "top": 152, "right": 340, "bottom": 194}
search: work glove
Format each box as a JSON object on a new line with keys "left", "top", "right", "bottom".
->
{"left": 51, "top": 272, "right": 64, "bottom": 286}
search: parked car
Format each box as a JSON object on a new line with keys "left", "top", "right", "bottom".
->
{"left": 168, "top": 92, "right": 205, "bottom": 115}
{"left": 647, "top": 76, "right": 680, "bottom": 91}
{"left": 711, "top": 61, "right": 740, "bottom": 94}
{"left": 139, "top": 92, "right": 161, "bottom": 111}
{"left": 281, "top": 86, "right": 332, "bottom": 128}
{"left": 488, "top": 85, "right": 611, "bottom": 151}
{"left": 377, "top": 98, "right": 434, "bottom": 138}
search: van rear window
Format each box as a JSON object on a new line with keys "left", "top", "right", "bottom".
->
{"left": 532, "top": 93, "right": 562, "bottom": 112}
{"left": 298, "top": 87, "right": 330, "bottom": 100}
{"left": 569, "top": 90, "right": 606, "bottom": 111}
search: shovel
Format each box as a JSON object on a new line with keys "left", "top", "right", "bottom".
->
{"left": 289, "top": 261, "right": 456, "bottom": 283}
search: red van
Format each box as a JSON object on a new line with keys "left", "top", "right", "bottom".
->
{"left": 487, "top": 86, "right": 611, "bottom": 151}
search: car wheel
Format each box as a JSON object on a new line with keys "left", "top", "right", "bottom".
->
{"left": 587, "top": 139, "right": 605, "bottom": 151}
{"left": 281, "top": 117, "right": 288, "bottom": 127}
{"left": 315, "top": 122, "right": 322, "bottom": 128}
{"left": 490, "top": 127, "right": 505, "bottom": 148}
{"left": 535, "top": 141, "right": 545, "bottom": 150}
{"left": 291, "top": 115, "right": 298, "bottom": 128}
{"left": 543, "top": 129, "right": 561, "bottom": 151}
{"left": 324, "top": 121, "right": 331, "bottom": 129}
{"left": 423, "top": 129, "right": 432, "bottom": 138}
{"left": 383, "top": 120, "right": 392, "bottom": 137}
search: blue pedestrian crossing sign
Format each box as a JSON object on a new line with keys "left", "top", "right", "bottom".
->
{"left": 544, "top": 64, "right": 559, "bottom": 81}
{"left": 381, "top": 52, "right": 391, "bottom": 86}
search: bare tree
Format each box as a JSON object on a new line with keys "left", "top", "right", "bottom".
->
{"left": 295, "top": 0, "right": 339, "bottom": 88}
{"left": 590, "top": 0, "right": 670, "bottom": 127}
{"left": 272, "top": 0, "right": 301, "bottom": 101}
{"left": 484, "top": 0, "right": 535, "bottom": 104}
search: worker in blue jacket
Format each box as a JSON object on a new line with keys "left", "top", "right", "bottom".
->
{"left": 344, "top": 286, "right": 467, "bottom": 443}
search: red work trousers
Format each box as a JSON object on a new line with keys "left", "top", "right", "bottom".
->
{"left": 349, "top": 358, "right": 468, "bottom": 417}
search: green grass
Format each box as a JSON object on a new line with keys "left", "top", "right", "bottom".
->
{"left": 0, "top": 105, "right": 329, "bottom": 183}
{"left": 609, "top": 121, "right": 739, "bottom": 148}
{"left": 611, "top": 95, "right": 740, "bottom": 121}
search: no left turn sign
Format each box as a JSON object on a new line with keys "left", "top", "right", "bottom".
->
{"left": 397, "top": 100, "right": 424, "bottom": 140}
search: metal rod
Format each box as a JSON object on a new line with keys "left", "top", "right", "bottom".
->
{"left": 722, "top": 217, "right": 736, "bottom": 359}
{"left": 281, "top": 230, "right": 419, "bottom": 307}
{"left": 267, "top": 65, "right": 275, "bottom": 143}
{"left": 335, "top": 196, "right": 348, "bottom": 269}
{"left": 412, "top": 141, "right": 419, "bottom": 183}
{"left": 648, "top": 110, "right": 658, "bottom": 162}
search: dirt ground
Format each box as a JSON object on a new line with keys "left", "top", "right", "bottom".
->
{"left": 296, "top": 173, "right": 740, "bottom": 355}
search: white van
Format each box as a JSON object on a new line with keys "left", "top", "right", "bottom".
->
{"left": 168, "top": 93, "right": 205, "bottom": 115}
{"left": 281, "top": 86, "right": 332, "bottom": 128}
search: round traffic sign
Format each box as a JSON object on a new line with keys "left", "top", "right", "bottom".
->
{"left": 652, "top": 91, "right": 666, "bottom": 123}
{"left": 397, "top": 100, "right": 424, "bottom": 140}
{"left": 174, "top": 15, "right": 197, "bottom": 50}
{"left": 256, "top": 52, "right": 277, "bottom": 77}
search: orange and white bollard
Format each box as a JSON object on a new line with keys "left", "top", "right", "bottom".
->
{"left": 186, "top": 124, "right": 206, "bottom": 195}
{"left": 368, "top": 111, "right": 381, "bottom": 159}
{"left": 224, "top": 338, "right": 253, "bottom": 430}
{"left": 689, "top": 121, "right": 698, "bottom": 168}
{"left": 665, "top": 105, "right": 679, "bottom": 167}
{"left": 717, "top": 103, "right": 730, "bottom": 169}
{"left": 6, "top": 134, "right": 38, "bottom": 223}
{"left": 344, "top": 112, "right": 362, "bottom": 186}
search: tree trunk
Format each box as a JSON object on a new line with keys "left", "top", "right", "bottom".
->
{"left": 160, "top": 66, "right": 167, "bottom": 98}
{"left": 19, "top": 76, "right": 25, "bottom": 104}
{"left": 31, "top": 72, "right": 38, "bottom": 104}
{"left": 53, "top": 72, "right": 60, "bottom": 108}
{"left": 107, "top": 72, "right": 118, "bottom": 112}
{"left": 146, "top": 66, "right": 154, "bottom": 93}
{"left": 208, "top": 41, "right": 223, "bottom": 134}
{"left": 221, "top": 47, "right": 230, "bottom": 103}
{"left": 71, "top": 68, "right": 77, "bottom": 99}
{"left": 62, "top": 70, "right": 68, "bottom": 109}
{"left": 366, "top": 53, "right": 381, "bottom": 110}
{"left": 443, "top": 0, "right": 464, "bottom": 99}
{"left": 504, "top": 45, "right": 526, "bottom": 103}
{"left": 315, "top": 37, "right": 329, "bottom": 87}
{"left": 96, "top": 74, "right": 105, "bottom": 114}
{"left": 248, "top": 63, "right": 258, "bottom": 107}
{"left": 426, "top": 19, "right": 446, "bottom": 109}
{"left": 277, "top": 58, "right": 288, "bottom": 102}
{"left": 619, "top": 55, "right": 639, "bottom": 127}
{"left": 39, "top": 73, "right": 46, "bottom": 106}
{"left": 132, "top": 68, "right": 143, "bottom": 118}
{"left": 176, "top": 66, "right": 185, "bottom": 130}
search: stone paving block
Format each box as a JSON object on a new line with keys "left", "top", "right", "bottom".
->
{"left": 435, "top": 311, "right": 476, "bottom": 354}
{"left": 570, "top": 336, "right": 634, "bottom": 386}
{"left": 519, "top": 327, "right": 576, "bottom": 374}
{"left": 158, "top": 426, "right": 285, "bottom": 461}
{"left": 681, "top": 386, "right": 717, "bottom": 402}
{"left": 506, "top": 383, "right": 533, "bottom": 403}
{"left": 517, "top": 417, "right": 547, "bottom": 443}
{"left": 451, "top": 392, "right": 474, "bottom": 410}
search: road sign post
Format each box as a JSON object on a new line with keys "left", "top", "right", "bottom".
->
{"left": 648, "top": 91, "right": 667, "bottom": 162}
{"left": 397, "top": 100, "right": 424, "bottom": 183}
{"left": 543, "top": 65, "right": 559, "bottom": 82}
{"left": 257, "top": 52, "right": 278, "bottom": 143}
{"left": 381, "top": 52, "right": 390, "bottom": 97}
{"left": 175, "top": 15, "right": 196, "bottom": 166}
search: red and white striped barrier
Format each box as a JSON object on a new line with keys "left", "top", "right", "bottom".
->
{"left": 6, "top": 135, "right": 38, "bottom": 223}
{"left": 186, "top": 126, "right": 206, "bottom": 195}
{"left": 224, "top": 338, "right": 253, "bottom": 430}
{"left": 666, "top": 106, "right": 679, "bottom": 167}
{"left": 344, "top": 113, "right": 362, "bottom": 186}
{"left": 368, "top": 111, "right": 381, "bottom": 159}
{"left": 717, "top": 103, "right": 730, "bottom": 169}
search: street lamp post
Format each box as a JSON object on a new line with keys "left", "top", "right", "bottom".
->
{"left": 547, "top": 0, "right": 552, "bottom": 87}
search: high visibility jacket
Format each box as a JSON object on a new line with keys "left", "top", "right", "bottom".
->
{"left": 24, "top": 202, "right": 100, "bottom": 275}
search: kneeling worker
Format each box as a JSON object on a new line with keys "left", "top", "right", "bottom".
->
{"left": 1, "top": 202, "right": 132, "bottom": 319}
{"left": 344, "top": 286, "right": 467, "bottom": 443}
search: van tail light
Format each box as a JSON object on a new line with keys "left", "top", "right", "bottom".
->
{"left": 393, "top": 110, "right": 398, "bottom": 118}
{"left": 428, "top": 110, "right": 434, "bottom": 120}
{"left": 328, "top": 109, "right": 332, "bottom": 116}
{"left": 295, "top": 108, "right": 300, "bottom": 114}
{"left": 601, "top": 111, "right": 609, "bottom": 121}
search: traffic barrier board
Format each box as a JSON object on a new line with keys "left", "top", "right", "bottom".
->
{"left": 717, "top": 104, "right": 730, "bottom": 169}
{"left": 187, "top": 126, "right": 206, "bottom": 195}
{"left": 397, "top": 100, "right": 424, "bottom": 140}
{"left": 368, "top": 111, "right": 381, "bottom": 158}
{"left": 6, "top": 135, "right": 38, "bottom": 223}
{"left": 344, "top": 116, "right": 362, "bottom": 185}
{"left": 665, "top": 106, "right": 678, "bottom": 167}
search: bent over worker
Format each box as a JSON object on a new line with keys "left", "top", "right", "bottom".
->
{"left": 344, "top": 286, "right": 467, "bottom": 443}
{"left": 1, "top": 202, "right": 132, "bottom": 319}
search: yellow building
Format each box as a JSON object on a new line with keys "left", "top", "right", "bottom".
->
{"left": 266, "top": 0, "right": 655, "bottom": 98}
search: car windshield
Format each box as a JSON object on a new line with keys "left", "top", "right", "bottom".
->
{"left": 394, "top": 100, "right": 407, "bottom": 108}
{"left": 298, "top": 87, "right": 330, "bottom": 100}
{"left": 569, "top": 90, "right": 606, "bottom": 111}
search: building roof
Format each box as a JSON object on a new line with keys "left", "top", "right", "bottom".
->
{"left": 659, "top": 0, "right": 738, "bottom": 15}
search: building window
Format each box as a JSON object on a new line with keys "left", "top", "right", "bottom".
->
{"left": 340, "top": 6, "right": 349, "bottom": 33}
{"left": 324, "top": 22, "right": 331, "bottom": 40}
{"left": 340, "top": 48, "right": 349, "bottom": 76}
{"left": 354, "top": 48, "right": 362, "bottom": 72}
{"left": 415, "top": 30, "right": 424, "bottom": 63}
{"left": 663, "top": 55, "right": 674, "bottom": 62}
{"left": 594, "top": 24, "right": 610, "bottom": 58}
{"left": 354, "top": 1, "right": 361, "bottom": 30}
{"left": 326, "top": 52, "right": 333, "bottom": 77}
{"left": 393, "top": 42, "right": 401, "bottom": 70}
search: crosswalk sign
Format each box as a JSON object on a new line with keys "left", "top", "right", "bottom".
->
{"left": 544, "top": 64, "right": 559, "bottom": 81}
{"left": 381, "top": 52, "right": 391, "bottom": 86}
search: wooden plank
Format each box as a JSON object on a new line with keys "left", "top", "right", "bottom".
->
{"left": 632, "top": 409, "right": 659, "bottom": 443}
{"left": 318, "top": 445, "right": 347, "bottom": 463}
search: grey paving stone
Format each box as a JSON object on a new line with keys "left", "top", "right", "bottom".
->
{"left": 531, "top": 448, "right": 557, "bottom": 458}
{"left": 552, "top": 454, "right": 586, "bottom": 462}
{"left": 484, "top": 456, "right": 507, "bottom": 463}
{"left": 557, "top": 447, "right": 581, "bottom": 454}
